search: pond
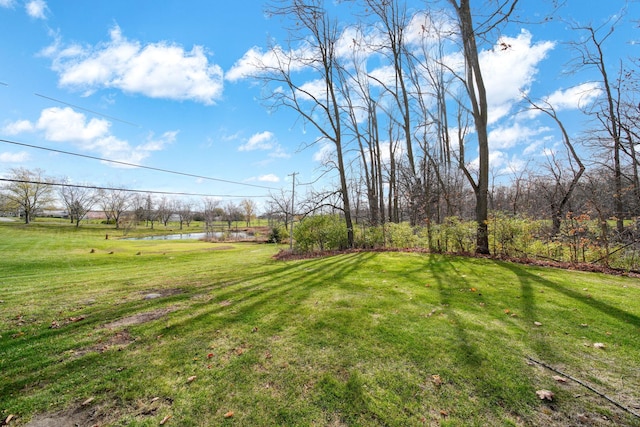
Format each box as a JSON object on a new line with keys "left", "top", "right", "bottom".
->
{"left": 123, "top": 231, "right": 249, "bottom": 241}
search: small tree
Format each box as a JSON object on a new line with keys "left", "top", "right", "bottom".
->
{"left": 59, "top": 181, "right": 98, "bottom": 227}
{"left": 2, "top": 167, "right": 54, "bottom": 224}
{"left": 241, "top": 198, "right": 258, "bottom": 227}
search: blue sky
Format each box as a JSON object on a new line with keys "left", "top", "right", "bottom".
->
{"left": 1, "top": 0, "right": 638, "bottom": 209}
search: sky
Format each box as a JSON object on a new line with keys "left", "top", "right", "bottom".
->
{"left": 0, "top": 0, "right": 638, "bottom": 210}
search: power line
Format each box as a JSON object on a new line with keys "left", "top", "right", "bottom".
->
{"left": 0, "top": 138, "right": 279, "bottom": 190}
{"left": 0, "top": 178, "right": 271, "bottom": 199}
{"left": 33, "top": 93, "right": 141, "bottom": 127}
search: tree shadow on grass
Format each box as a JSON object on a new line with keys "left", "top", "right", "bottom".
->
{"left": 500, "top": 261, "right": 640, "bottom": 330}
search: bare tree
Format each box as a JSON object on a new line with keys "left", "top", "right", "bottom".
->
{"left": 569, "top": 17, "right": 626, "bottom": 233}
{"left": 98, "top": 187, "right": 131, "bottom": 229}
{"left": 241, "top": 199, "right": 258, "bottom": 227}
{"left": 527, "top": 98, "right": 585, "bottom": 236}
{"left": 2, "top": 167, "right": 54, "bottom": 224}
{"left": 447, "top": 0, "right": 519, "bottom": 254}
{"left": 156, "top": 196, "right": 173, "bottom": 227}
{"left": 202, "top": 197, "right": 221, "bottom": 232}
{"left": 262, "top": 0, "right": 354, "bottom": 247}
{"left": 58, "top": 180, "right": 98, "bottom": 227}
{"left": 176, "top": 200, "right": 194, "bottom": 229}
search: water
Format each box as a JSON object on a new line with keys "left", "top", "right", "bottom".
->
{"left": 124, "top": 231, "right": 249, "bottom": 241}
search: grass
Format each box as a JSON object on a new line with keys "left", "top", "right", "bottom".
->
{"left": 1, "top": 220, "right": 639, "bottom": 426}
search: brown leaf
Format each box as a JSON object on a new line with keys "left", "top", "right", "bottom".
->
{"left": 160, "top": 414, "right": 172, "bottom": 425}
{"left": 552, "top": 375, "right": 567, "bottom": 383}
{"left": 224, "top": 411, "right": 234, "bottom": 418}
{"left": 4, "top": 414, "right": 15, "bottom": 424}
{"left": 593, "top": 342, "right": 606, "bottom": 349}
{"left": 432, "top": 374, "right": 443, "bottom": 387}
{"left": 81, "top": 397, "right": 94, "bottom": 406}
{"left": 187, "top": 375, "right": 197, "bottom": 383}
{"left": 536, "top": 389, "right": 554, "bottom": 401}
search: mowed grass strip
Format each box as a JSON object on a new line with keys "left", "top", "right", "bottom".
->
{"left": 0, "top": 222, "right": 639, "bottom": 426}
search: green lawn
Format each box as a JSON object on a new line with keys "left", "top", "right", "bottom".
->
{"left": 1, "top": 221, "right": 639, "bottom": 426}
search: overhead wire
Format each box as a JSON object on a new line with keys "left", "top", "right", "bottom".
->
{"left": 33, "top": 93, "right": 141, "bottom": 127}
{"left": 0, "top": 178, "right": 270, "bottom": 198}
{"left": 0, "top": 138, "right": 279, "bottom": 191}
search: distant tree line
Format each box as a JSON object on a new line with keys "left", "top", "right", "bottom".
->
{"left": 0, "top": 167, "right": 258, "bottom": 230}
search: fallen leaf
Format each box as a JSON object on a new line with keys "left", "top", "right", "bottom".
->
{"left": 470, "top": 287, "right": 477, "bottom": 292}
{"left": 504, "top": 309, "right": 511, "bottom": 314}
{"left": 552, "top": 375, "right": 567, "bottom": 383}
{"left": 4, "top": 414, "right": 15, "bottom": 424}
{"left": 50, "top": 320, "right": 60, "bottom": 329}
{"left": 536, "top": 389, "right": 554, "bottom": 401}
{"left": 160, "top": 414, "right": 172, "bottom": 425}
{"left": 224, "top": 411, "right": 234, "bottom": 418}
{"left": 580, "top": 323, "right": 588, "bottom": 327}
{"left": 432, "top": 374, "right": 443, "bottom": 387}
{"left": 207, "top": 353, "right": 214, "bottom": 359}
{"left": 534, "top": 321, "right": 543, "bottom": 326}
{"left": 439, "top": 410, "right": 448, "bottom": 417}
{"left": 81, "top": 397, "right": 94, "bottom": 406}
{"left": 593, "top": 342, "right": 606, "bottom": 349}
{"left": 187, "top": 375, "right": 197, "bottom": 383}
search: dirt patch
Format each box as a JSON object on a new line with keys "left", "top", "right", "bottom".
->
{"left": 103, "top": 307, "right": 176, "bottom": 329}
{"left": 72, "top": 329, "right": 135, "bottom": 358}
{"left": 25, "top": 404, "right": 107, "bottom": 427}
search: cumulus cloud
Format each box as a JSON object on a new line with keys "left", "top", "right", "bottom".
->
{"left": 4, "top": 107, "right": 176, "bottom": 165}
{"left": 545, "top": 83, "right": 602, "bottom": 111}
{"left": 238, "top": 131, "right": 290, "bottom": 160}
{"left": 0, "top": 151, "right": 30, "bottom": 162}
{"left": 2, "top": 119, "right": 34, "bottom": 135}
{"left": 239, "top": 131, "right": 276, "bottom": 151}
{"left": 258, "top": 174, "right": 280, "bottom": 183}
{"left": 481, "top": 30, "right": 555, "bottom": 124}
{"left": 488, "top": 122, "right": 551, "bottom": 150}
{"left": 26, "top": 0, "right": 47, "bottom": 19}
{"left": 0, "top": 0, "right": 16, "bottom": 8}
{"left": 44, "top": 25, "right": 224, "bottom": 104}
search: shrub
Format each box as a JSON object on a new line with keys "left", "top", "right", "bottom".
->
{"left": 293, "top": 215, "right": 348, "bottom": 252}
{"left": 385, "top": 222, "right": 418, "bottom": 249}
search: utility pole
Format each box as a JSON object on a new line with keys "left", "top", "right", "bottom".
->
{"left": 288, "top": 172, "right": 297, "bottom": 251}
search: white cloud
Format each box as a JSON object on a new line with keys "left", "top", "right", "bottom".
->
{"left": 313, "top": 141, "right": 334, "bottom": 163}
{"left": 258, "top": 174, "right": 280, "bottom": 183}
{"left": 6, "top": 106, "right": 176, "bottom": 166}
{"left": 0, "top": 151, "right": 30, "bottom": 162}
{"left": 488, "top": 122, "right": 551, "bottom": 150}
{"left": 238, "top": 131, "right": 290, "bottom": 160}
{"left": 239, "top": 131, "right": 276, "bottom": 151}
{"left": 226, "top": 44, "right": 311, "bottom": 82}
{"left": 2, "top": 119, "right": 34, "bottom": 135}
{"left": 25, "top": 0, "right": 46, "bottom": 19}
{"left": 45, "top": 25, "right": 223, "bottom": 104}
{"left": 481, "top": 30, "right": 555, "bottom": 124}
{"left": 0, "top": 0, "right": 16, "bottom": 8}
{"left": 545, "top": 83, "right": 602, "bottom": 111}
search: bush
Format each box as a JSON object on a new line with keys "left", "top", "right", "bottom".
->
{"left": 268, "top": 225, "right": 289, "bottom": 244}
{"left": 384, "top": 222, "right": 418, "bottom": 249}
{"left": 293, "top": 215, "right": 348, "bottom": 252}
{"left": 354, "top": 225, "right": 385, "bottom": 248}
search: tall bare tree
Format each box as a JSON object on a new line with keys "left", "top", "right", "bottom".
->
{"left": 447, "top": 0, "right": 519, "bottom": 254}
{"left": 262, "top": 0, "right": 354, "bottom": 247}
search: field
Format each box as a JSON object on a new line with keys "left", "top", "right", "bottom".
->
{"left": 1, "top": 220, "right": 639, "bottom": 426}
